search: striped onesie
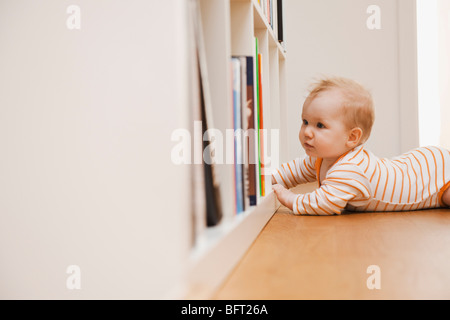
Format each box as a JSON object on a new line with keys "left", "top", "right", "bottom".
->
{"left": 272, "top": 145, "right": 450, "bottom": 215}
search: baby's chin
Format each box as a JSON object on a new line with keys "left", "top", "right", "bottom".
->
{"left": 303, "top": 147, "right": 319, "bottom": 158}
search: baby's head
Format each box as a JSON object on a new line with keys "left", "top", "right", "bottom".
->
{"left": 300, "top": 76, "right": 375, "bottom": 161}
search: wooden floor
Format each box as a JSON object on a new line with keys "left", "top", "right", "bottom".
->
{"left": 214, "top": 205, "right": 450, "bottom": 300}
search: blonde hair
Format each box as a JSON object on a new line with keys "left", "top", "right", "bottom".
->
{"left": 305, "top": 76, "right": 375, "bottom": 143}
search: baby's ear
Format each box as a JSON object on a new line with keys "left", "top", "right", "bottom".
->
{"left": 347, "top": 127, "right": 363, "bottom": 147}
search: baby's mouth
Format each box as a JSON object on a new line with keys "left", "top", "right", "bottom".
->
{"left": 304, "top": 142, "right": 314, "bottom": 149}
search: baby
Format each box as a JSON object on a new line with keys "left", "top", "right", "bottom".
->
{"left": 272, "top": 76, "right": 450, "bottom": 215}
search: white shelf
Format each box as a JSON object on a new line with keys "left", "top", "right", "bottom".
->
{"left": 186, "top": 191, "right": 280, "bottom": 299}
{"left": 251, "top": 0, "right": 287, "bottom": 59}
{"left": 181, "top": 0, "right": 287, "bottom": 299}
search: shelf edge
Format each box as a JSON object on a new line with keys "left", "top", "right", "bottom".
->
{"left": 185, "top": 191, "right": 280, "bottom": 299}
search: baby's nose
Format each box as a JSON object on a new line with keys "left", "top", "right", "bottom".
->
{"left": 304, "top": 126, "right": 313, "bottom": 138}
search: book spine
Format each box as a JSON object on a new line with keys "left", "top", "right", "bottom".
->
{"left": 254, "top": 37, "right": 261, "bottom": 202}
{"left": 245, "top": 56, "right": 257, "bottom": 207}
{"left": 231, "top": 57, "right": 245, "bottom": 214}
{"left": 258, "top": 53, "right": 265, "bottom": 197}
{"left": 239, "top": 57, "right": 250, "bottom": 212}
{"left": 277, "top": 0, "right": 284, "bottom": 43}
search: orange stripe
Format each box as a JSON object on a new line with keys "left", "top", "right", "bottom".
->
{"left": 380, "top": 159, "right": 389, "bottom": 201}
{"left": 315, "top": 158, "right": 323, "bottom": 186}
{"left": 272, "top": 174, "right": 279, "bottom": 185}
{"left": 332, "top": 148, "right": 353, "bottom": 167}
{"left": 299, "top": 160, "right": 311, "bottom": 181}
{"left": 424, "top": 146, "right": 439, "bottom": 193}
{"left": 372, "top": 162, "right": 381, "bottom": 189}
{"left": 405, "top": 156, "right": 418, "bottom": 202}
{"left": 389, "top": 161, "right": 397, "bottom": 202}
{"left": 286, "top": 163, "right": 299, "bottom": 185}
{"left": 292, "top": 159, "right": 303, "bottom": 183}
{"left": 277, "top": 168, "right": 289, "bottom": 187}
{"left": 363, "top": 150, "right": 371, "bottom": 174}
{"left": 392, "top": 161, "right": 405, "bottom": 203}
{"left": 350, "top": 198, "right": 370, "bottom": 202}
{"left": 348, "top": 146, "right": 364, "bottom": 161}
{"left": 281, "top": 164, "right": 295, "bottom": 187}
{"left": 417, "top": 201, "right": 427, "bottom": 210}
{"left": 307, "top": 194, "right": 319, "bottom": 215}
{"left": 328, "top": 168, "right": 367, "bottom": 181}
{"left": 303, "top": 158, "right": 316, "bottom": 179}
{"left": 411, "top": 152, "right": 424, "bottom": 201}
{"left": 295, "top": 196, "right": 300, "bottom": 214}
{"left": 322, "top": 189, "right": 345, "bottom": 210}
{"left": 372, "top": 200, "right": 381, "bottom": 211}
{"left": 417, "top": 150, "right": 431, "bottom": 199}
{"left": 323, "top": 188, "right": 349, "bottom": 205}
{"left": 300, "top": 196, "right": 308, "bottom": 214}
{"left": 313, "top": 190, "right": 334, "bottom": 215}
{"left": 298, "top": 162, "right": 312, "bottom": 181}
{"left": 325, "top": 183, "right": 357, "bottom": 198}
{"left": 394, "top": 160, "right": 411, "bottom": 204}
{"left": 362, "top": 199, "right": 376, "bottom": 211}
{"left": 326, "top": 175, "right": 370, "bottom": 195}
{"left": 308, "top": 157, "right": 316, "bottom": 173}
{"left": 436, "top": 147, "right": 445, "bottom": 186}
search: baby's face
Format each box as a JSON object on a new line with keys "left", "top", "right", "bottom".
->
{"left": 299, "top": 89, "right": 353, "bottom": 162}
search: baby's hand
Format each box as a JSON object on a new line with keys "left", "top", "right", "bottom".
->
{"left": 272, "top": 184, "right": 297, "bottom": 211}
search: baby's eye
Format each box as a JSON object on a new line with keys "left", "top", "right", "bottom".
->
{"left": 317, "top": 122, "right": 325, "bottom": 129}
{"left": 302, "top": 119, "right": 308, "bottom": 125}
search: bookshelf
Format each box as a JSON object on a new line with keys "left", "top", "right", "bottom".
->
{"left": 184, "top": 0, "right": 287, "bottom": 299}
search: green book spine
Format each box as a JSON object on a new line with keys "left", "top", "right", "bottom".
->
{"left": 254, "top": 37, "right": 262, "bottom": 197}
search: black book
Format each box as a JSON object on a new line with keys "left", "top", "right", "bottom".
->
{"left": 277, "top": 0, "right": 284, "bottom": 43}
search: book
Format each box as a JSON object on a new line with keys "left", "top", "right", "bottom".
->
{"left": 244, "top": 56, "right": 257, "bottom": 206}
{"left": 231, "top": 57, "right": 245, "bottom": 214}
{"left": 234, "top": 56, "right": 258, "bottom": 209}
{"left": 254, "top": 37, "right": 261, "bottom": 200}
{"left": 230, "top": 55, "right": 259, "bottom": 209}
{"left": 190, "top": 0, "right": 223, "bottom": 226}
{"left": 238, "top": 57, "right": 250, "bottom": 211}
{"left": 277, "top": 0, "right": 284, "bottom": 44}
{"left": 258, "top": 52, "right": 265, "bottom": 197}
{"left": 258, "top": 0, "right": 275, "bottom": 31}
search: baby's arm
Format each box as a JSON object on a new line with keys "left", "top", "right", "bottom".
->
{"left": 278, "top": 163, "right": 371, "bottom": 215}
{"left": 271, "top": 156, "right": 317, "bottom": 189}
{"left": 271, "top": 156, "right": 317, "bottom": 210}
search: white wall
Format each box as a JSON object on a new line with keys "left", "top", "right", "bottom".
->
{"left": 0, "top": 0, "right": 191, "bottom": 299}
{"left": 438, "top": 0, "right": 450, "bottom": 149}
{"left": 284, "top": 0, "right": 419, "bottom": 161}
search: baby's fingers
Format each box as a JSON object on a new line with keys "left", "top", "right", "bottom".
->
{"left": 272, "top": 184, "right": 286, "bottom": 198}
{"left": 272, "top": 184, "right": 282, "bottom": 193}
